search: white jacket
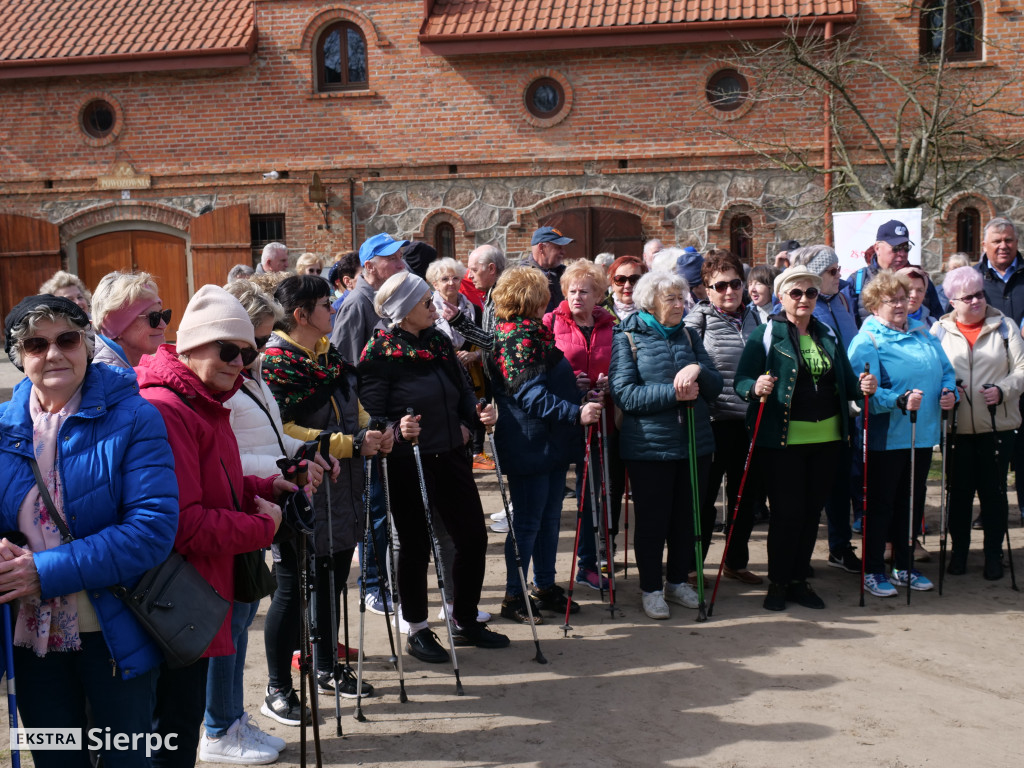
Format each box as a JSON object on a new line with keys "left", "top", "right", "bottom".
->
{"left": 932, "top": 307, "right": 1024, "bottom": 434}
{"left": 226, "top": 361, "right": 306, "bottom": 475}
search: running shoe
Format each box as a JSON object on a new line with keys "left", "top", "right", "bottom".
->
{"left": 863, "top": 572, "right": 898, "bottom": 598}
{"left": 890, "top": 568, "right": 934, "bottom": 591}
{"left": 575, "top": 567, "right": 609, "bottom": 591}
{"left": 828, "top": 545, "right": 862, "bottom": 574}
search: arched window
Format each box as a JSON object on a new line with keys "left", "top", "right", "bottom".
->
{"left": 730, "top": 215, "right": 753, "bottom": 263}
{"left": 920, "top": 0, "right": 982, "bottom": 61}
{"left": 316, "top": 22, "right": 368, "bottom": 92}
{"left": 435, "top": 222, "right": 455, "bottom": 261}
{"left": 956, "top": 206, "right": 981, "bottom": 259}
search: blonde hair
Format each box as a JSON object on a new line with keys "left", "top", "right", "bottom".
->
{"left": 91, "top": 271, "right": 159, "bottom": 331}
{"left": 425, "top": 257, "right": 465, "bottom": 287}
{"left": 223, "top": 279, "right": 284, "bottom": 327}
{"left": 861, "top": 270, "right": 912, "bottom": 314}
{"left": 492, "top": 266, "right": 550, "bottom": 319}
{"left": 560, "top": 259, "right": 608, "bottom": 295}
{"left": 39, "top": 271, "right": 92, "bottom": 307}
{"left": 295, "top": 253, "right": 323, "bottom": 274}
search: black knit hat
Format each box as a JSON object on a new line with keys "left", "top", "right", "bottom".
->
{"left": 4, "top": 294, "right": 89, "bottom": 371}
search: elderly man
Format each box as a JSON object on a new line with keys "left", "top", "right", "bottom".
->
{"left": 773, "top": 239, "right": 801, "bottom": 269}
{"left": 977, "top": 217, "right": 1024, "bottom": 324}
{"left": 528, "top": 226, "right": 573, "bottom": 312}
{"left": 257, "top": 241, "right": 290, "bottom": 273}
{"left": 643, "top": 238, "right": 665, "bottom": 269}
{"left": 446, "top": 244, "right": 505, "bottom": 352}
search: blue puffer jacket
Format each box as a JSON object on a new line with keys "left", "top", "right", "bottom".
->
{"left": 847, "top": 316, "right": 956, "bottom": 450}
{"left": 0, "top": 363, "right": 179, "bottom": 680}
{"left": 610, "top": 312, "right": 723, "bottom": 461}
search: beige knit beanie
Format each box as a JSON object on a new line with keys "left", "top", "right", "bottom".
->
{"left": 176, "top": 284, "right": 256, "bottom": 354}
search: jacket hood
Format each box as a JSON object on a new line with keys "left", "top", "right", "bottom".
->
{"left": 135, "top": 344, "right": 241, "bottom": 405}
{"left": 861, "top": 314, "right": 928, "bottom": 341}
{"left": 551, "top": 300, "right": 615, "bottom": 329}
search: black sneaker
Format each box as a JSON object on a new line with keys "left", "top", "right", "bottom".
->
{"left": 500, "top": 593, "right": 543, "bottom": 624}
{"left": 530, "top": 584, "right": 579, "bottom": 614}
{"left": 453, "top": 622, "right": 511, "bottom": 648}
{"left": 406, "top": 628, "right": 450, "bottom": 664}
{"left": 260, "top": 686, "right": 311, "bottom": 726}
{"left": 828, "top": 545, "right": 862, "bottom": 574}
{"left": 984, "top": 554, "right": 1004, "bottom": 581}
{"left": 786, "top": 580, "right": 825, "bottom": 609}
{"left": 318, "top": 668, "right": 374, "bottom": 699}
{"left": 763, "top": 583, "right": 786, "bottom": 612}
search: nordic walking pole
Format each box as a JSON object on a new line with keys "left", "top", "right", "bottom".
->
{"left": 380, "top": 452, "right": 409, "bottom": 700}
{"left": 481, "top": 401, "right": 547, "bottom": 662}
{"left": 407, "top": 408, "right": 465, "bottom": 694}
{"left": 684, "top": 401, "right": 708, "bottom": 622}
{"left": 860, "top": 363, "right": 870, "bottom": 608}
{"left": 938, "top": 395, "right": 951, "bottom": 595}
{"left": 623, "top": 471, "right": 630, "bottom": 579}
{"left": 3, "top": 604, "right": 20, "bottom": 768}
{"left": 708, "top": 373, "right": 768, "bottom": 617}
{"left": 563, "top": 434, "right": 590, "bottom": 636}
{"left": 940, "top": 386, "right": 961, "bottom": 596}
{"left": 353, "top": 456, "right": 373, "bottom": 721}
{"left": 364, "top": 422, "right": 399, "bottom": 669}
{"left": 985, "top": 391, "right": 1019, "bottom": 591}
{"left": 598, "top": 401, "right": 617, "bottom": 617}
{"left": 583, "top": 423, "right": 606, "bottom": 604}
{"left": 907, "top": 408, "right": 917, "bottom": 606}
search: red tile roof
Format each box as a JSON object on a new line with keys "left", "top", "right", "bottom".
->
{"left": 0, "top": 0, "right": 255, "bottom": 76}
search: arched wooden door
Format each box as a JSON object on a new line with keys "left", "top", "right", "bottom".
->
{"left": 539, "top": 207, "right": 643, "bottom": 261}
{"left": 78, "top": 231, "right": 188, "bottom": 341}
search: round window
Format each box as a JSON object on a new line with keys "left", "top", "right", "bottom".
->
{"left": 526, "top": 78, "right": 565, "bottom": 118}
{"left": 81, "top": 100, "right": 116, "bottom": 138}
{"left": 706, "top": 70, "right": 749, "bottom": 112}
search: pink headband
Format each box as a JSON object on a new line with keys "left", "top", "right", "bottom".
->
{"left": 101, "top": 296, "right": 159, "bottom": 340}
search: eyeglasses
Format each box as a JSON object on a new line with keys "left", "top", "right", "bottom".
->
{"left": 254, "top": 334, "right": 271, "bottom": 349}
{"left": 215, "top": 340, "right": 259, "bottom": 366}
{"left": 708, "top": 278, "right": 743, "bottom": 293}
{"left": 422, "top": 296, "right": 434, "bottom": 309}
{"left": 612, "top": 274, "right": 641, "bottom": 287}
{"left": 953, "top": 290, "right": 986, "bottom": 304}
{"left": 139, "top": 309, "right": 172, "bottom": 329}
{"left": 824, "top": 266, "right": 841, "bottom": 277}
{"left": 308, "top": 268, "right": 322, "bottom": 275}
{"left": 20, "top": 330, "right": 85, "bottom": 358}
{"left": 891, "top": 243, "right": 911, "bottom": 253}
{"left": 882, "top": 295, "right": 910, "bottom": 306}
{"left": 786, "top": 286, "right": 819, "bottom": 300}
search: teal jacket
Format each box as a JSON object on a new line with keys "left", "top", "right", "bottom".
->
{"left": 735, "top": 315, "right": 865, "bottom": 448}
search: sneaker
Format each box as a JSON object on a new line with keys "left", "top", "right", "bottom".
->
{"left": 828, "top": 545, "right": 862, "bottom": 574}
{"left": 437, "top": 603, "right": 492, "bottom": 623}
{"left": 200, "top": 717, "right": 278, "bottom": 764}
{"left": 947, "top": 552, "right": 967, "bottom": 576}
{"left": 575, "top": 567, "right": 609, "bottom": 591}
{"left": 317, "top": 668, "right": 373, "bottom": 698}
{"left": 972, "top": 516, "right": 983, "bottom": 530}
{"left": 863, "top": 572, "right": 898, "bottom": 598}
{"left": 664, "top": 581, "right": 699, "bottom": 608}
{"left": 238, "top": 712, "right": 286, "bottom": 753}
{"left": 763, "top": 583, "right": 786, "bottom": 611}
{"left": 406, "top": 628, "right": 450, "bottom": 664}
{"left": 364, "top": 592, "right": 392, "bottom": 616}
{"left": 891, "top": 568, "right": 934, "bottom": 591}
{"left": 472, "top": 453, "right": 496, "bottom": 470}
{"left": 260, "top": 687, "right": 310, "bottom": 727}
{"left": 500, "top": 593, "right": 542, "bottom": 624}
{"left": 531, "top": 583, "right": 579, "bottom": 614}
{"left": 452, "top": 621, "right": 511, "bottom": 648}
{"left": 489, "top": 510, "right": 507, "bottom": 522}
{"left": 489, "top": 518, "right": 510, "bottom": 534}
{"left": 641, "top": 590, "right": 670, "bottom": 619}
{"left": 786, "top": 580, "right": 825, "bottom": 609}
{"left": 852, "top": 517, "right": 863, "bottom": 535}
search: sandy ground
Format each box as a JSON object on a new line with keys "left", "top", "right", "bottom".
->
{"left": 4, "top": 463, "right": 1024, "bottom": 768}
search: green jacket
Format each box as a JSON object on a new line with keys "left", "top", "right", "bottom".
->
{"left": 734, "top": 315, "right": 864, "bottom": 448}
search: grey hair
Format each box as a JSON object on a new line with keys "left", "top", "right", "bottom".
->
{"left": 223, "top": 279, "right": 285, "bottom": 327}
{"left": 91, "top": 271, "right": 159, "bottom": 333}
{"left": 984, "top": 217, "right": 1017, "bottom": 238}
{"left": 594, "top": 252, "right": 615, "bottom": 269}
{"left": 632, "top": 270, "right": 690, "bottom": 314}
{"left": 261, "top": 241, "right": 289, "bottom": 266}
{"left": 39, "top": 271, "right": 93, "bottom": 305}
{"left": 651, "top": 247, "right": 684, "bottom": 274}
{"left": 9, "top": 305, "right": 95, "bottom": 369}
{"left": 227, "top": 263, "right": 255, "bottom": 282}
{"left": 469, "top": 244, "right": 505, "bottom": 275}
{"left": 945, "top": 252, "right": 972, "bottom": 271}
{"left": 643, "top": 239, "right": 664, "bottom": 259}
{"left": 425, "top": 257, "right": 465, "bottom": 287}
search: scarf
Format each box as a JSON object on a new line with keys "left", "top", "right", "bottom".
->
{"left": 637, "top": 311, "right": 685, "bottom": 340}
{"left": 711, "top": 303, "right": 744, "bottom": 333}
{"left": 360, "top": 325, "right": 467, "bottom": 393}
{"left": 15, "top": 385, "right": 85, "bottom": 656}
{"left": 262, "top": 332, "right": 355, "bottom": 422}
{"left": 613, "top": 297, "right": 636, "bottom": 320}
{"left": 492, "top": 315, "right": 564, "bottom": 394}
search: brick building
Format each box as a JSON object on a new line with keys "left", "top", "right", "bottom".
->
{"left": 1, "top": 0, "right": 1021, "bottom": 329}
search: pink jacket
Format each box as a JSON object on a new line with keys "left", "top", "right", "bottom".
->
{"left": 543, "top": 300, "right": 616, "bottom": 416}
{"left": 136, "top": 345, "right": 277, "bottom": 657}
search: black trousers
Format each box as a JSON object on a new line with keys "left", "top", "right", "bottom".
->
{"left": 265, "top": 539, "right": 301, "bottom": 691}
{"left": 865, "top": 447, "right": 931, "bottom": 574}
{"left": 702, "top": 419, "right": 760, "bottom": 569}
{"left": 949, "top": 431, "right": 1012, "bottom": 560}
{"left": 152, "top": 657, "right": 209, "bottom": 768}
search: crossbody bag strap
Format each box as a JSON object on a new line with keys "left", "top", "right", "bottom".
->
{"left": 239, "top": 383, "right": 288, "bottom": 456}
{"left": 29, "top": 457, "right": 73, "bottom": 545}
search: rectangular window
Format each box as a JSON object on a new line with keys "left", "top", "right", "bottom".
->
{"left": 250, "top": 214, "right": 286, "bottom": 265}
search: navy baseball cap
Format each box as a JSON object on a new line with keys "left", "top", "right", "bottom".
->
{"left": 531, "top": 226, "right": 574, "bottom": 246}
{"left": 876, "top": 220, "right": 913, "bottom": 247}
{"left": 359, "top": 233, "right": 409, "bottom": 266}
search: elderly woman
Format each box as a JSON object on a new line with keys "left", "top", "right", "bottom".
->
{"left": 39, "top": 270, "right": 92, "bottom": 315}
{"left": 932, "top": 266, "right": 1024, "bottom": 579}
{"left": 543, "top": 259, "right": 616, "bottom": 591}
{"left": 684, "top": 249, "right": 763, "bottom": 585}
{"left": 0, "top": 295, "right": 178, "bottom": 768}
{"left": 846, "top": 271, "right": 956, "bottom": 598}
{"left": 602, "top": 255, "right": 647, "bottom": 323}
{"left": 897, "top": 266, "right": 937, "bottom": 328}
{"left": 262, "top": 274, "right": 381, "bottom": 710}
{"left": 295, "top": 252, "right": 324, "bottom": 276}
{"left": 91, "top": 271, "right": 170, "bottom": 368}
{"left": 489, "top": 267, "right": 603, "bottom": 622}
{"left": 358, "top": 271, "right": 508, "bottom": 661}
{"left": 747, "top": 265, "right": 779, "bottom": 324}
{"left": 610, "top": 270, "right": 724, "bottom": 619}
{"left": 736, "top": 266, "right": 877, "bottom": 612}
{"left": 136, "top": 285, "right": 290, "bottom": 767}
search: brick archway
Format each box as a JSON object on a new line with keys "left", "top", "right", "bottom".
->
{"left": 707, "top": 201, "right": 776, "bottom": 265}
{"left": 58, "top": 201, "right": 191, "bottom": 252}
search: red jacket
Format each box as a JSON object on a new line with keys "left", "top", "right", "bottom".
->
{"left": 543, "top": 300, "right": 616, "bottom": 415}
{"left": 136, "top": 345, "right": 277, "bottom": 657}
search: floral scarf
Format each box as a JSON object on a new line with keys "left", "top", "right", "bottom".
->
{"left": 492, "top": 315, "right": 564, "bottom": 394}
{"left": 15, "top": 386, "right": 85, "bottom": 655}
{"left": 361, "top": 324, "right": 456, "bottom": 366}
{"left": 262, "top": 331, "right": 355, "bottom": 422}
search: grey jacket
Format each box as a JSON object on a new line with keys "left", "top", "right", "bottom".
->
{"left": 329, "top": 276, "right": 382, "bottom": 364}
{"left": 684, "top": 301, "right": 761, "bottom": 421}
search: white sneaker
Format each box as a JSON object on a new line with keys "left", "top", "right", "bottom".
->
{"left": 489, "top": 518, "right": 509, "bottom": 533}
{"left": 437, "top": 603, "right": 493, "bottom": 623}
{"left": 490, "top": 510, "right": 507, "bottom": 522}
{"left": 396, "top": 607, "right": 411, "bottom": 634}
{"left": 239, "top": 712, "right": 286, "bottom": 752}
{"left": 664, "top": 581, "right": 699, "bottom": 609}
{"left": 199, "top": 718, "right": 278, "bottom": 764}
{"left": 641, "top": 590, "right": 670, "bottom": 619}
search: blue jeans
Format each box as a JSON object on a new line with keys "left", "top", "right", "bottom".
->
{"left": 357, "top": 462, "right": 389, "bottom": 598}
{"left": 204, "top": 600, "right": 259, "bottom": 736}
{"left": 505, "top": 468, "right": 567, "bottom": 595}
{"left": 823, "top": 427, "right": 854, "bottom": 553}
{"left": 13, "top": 632, "right": 158, "bottom": 768}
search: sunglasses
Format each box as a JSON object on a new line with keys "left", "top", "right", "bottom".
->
{"left": 308, "top": 268, "right": 323, "bottom": 274}
{"left": 708, "top": 278, "right": 743, "bottom": 293}
{"left": 20, "top": 330, "right": 86, "bottom": 358}
{"left": 139, "top": 309, "right": 172, "bottom": 329}
{"left": 215, "top": 340, "right": 259, "bottom": 366}
{"left": 891, "top": 243, "right": 911, "bottom": 252}
{"left": 824, "top": 266, "right": 841, "bottom": 277}
{"left": 786, "top": 286, "right": 820, "bottom": 300}
{"left": 953, "top": 290, "right": 986, "bottom": 304}
{"left": 422, "top": 296, "right": 434, "bottom": 309}
{"left": 613, "top": 274, "right": 642, "bottom": 286}
{"left": 254, "top": 334, "right": 272, "bottom": 349}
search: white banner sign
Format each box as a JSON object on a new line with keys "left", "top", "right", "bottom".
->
{"left": 832, "top": 208, "right": 923, "bottom": 278}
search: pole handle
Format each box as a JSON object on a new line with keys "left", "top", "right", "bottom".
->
{"left": 405, "top": 407, "right": 419, "bottom": 446}
{"left": 477, "top": 398, "right": 494, "bottom": 435}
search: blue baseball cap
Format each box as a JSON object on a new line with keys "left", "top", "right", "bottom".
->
{"left": 876, "top": 220, "right": 913, "bottom": 247}
{"left": 359, "top": 233, "right": 409, "bottom": 266}
{"left": 531, "top": 226, "right": 574, "bottom": 246}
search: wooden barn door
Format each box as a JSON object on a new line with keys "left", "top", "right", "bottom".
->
{"left": 0, "top": 214, "right": 62, "bottom": 333}
{"left": 539, "top": 208, "right": 643, "bottom": 261}
{"left": 190, "top": 204, "right": 252, "bottom": 290}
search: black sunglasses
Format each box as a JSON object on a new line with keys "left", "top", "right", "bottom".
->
{"left": 140, "top": 309, "right": 172, "bottom": 329}
{"left": 216, "top": 340, "right": 259, "bottom": 366}
{"left": 254, "top": 334, "right": 272, "bottom": 349}
{"left": 708, "top": 278, "right": 743, "bottom": 293}
{"left": 613, "top": 274, "right": 641, "bottom": 286}
{"left": 787, "top": 286, "right": 820, "bottom": 300}
{"left": 21, "top": 330, "right": 85, "bottom": 357}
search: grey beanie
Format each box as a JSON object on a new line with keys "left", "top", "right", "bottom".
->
{"left": 176, "top": 285, "right": 255, "bottom": 354}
